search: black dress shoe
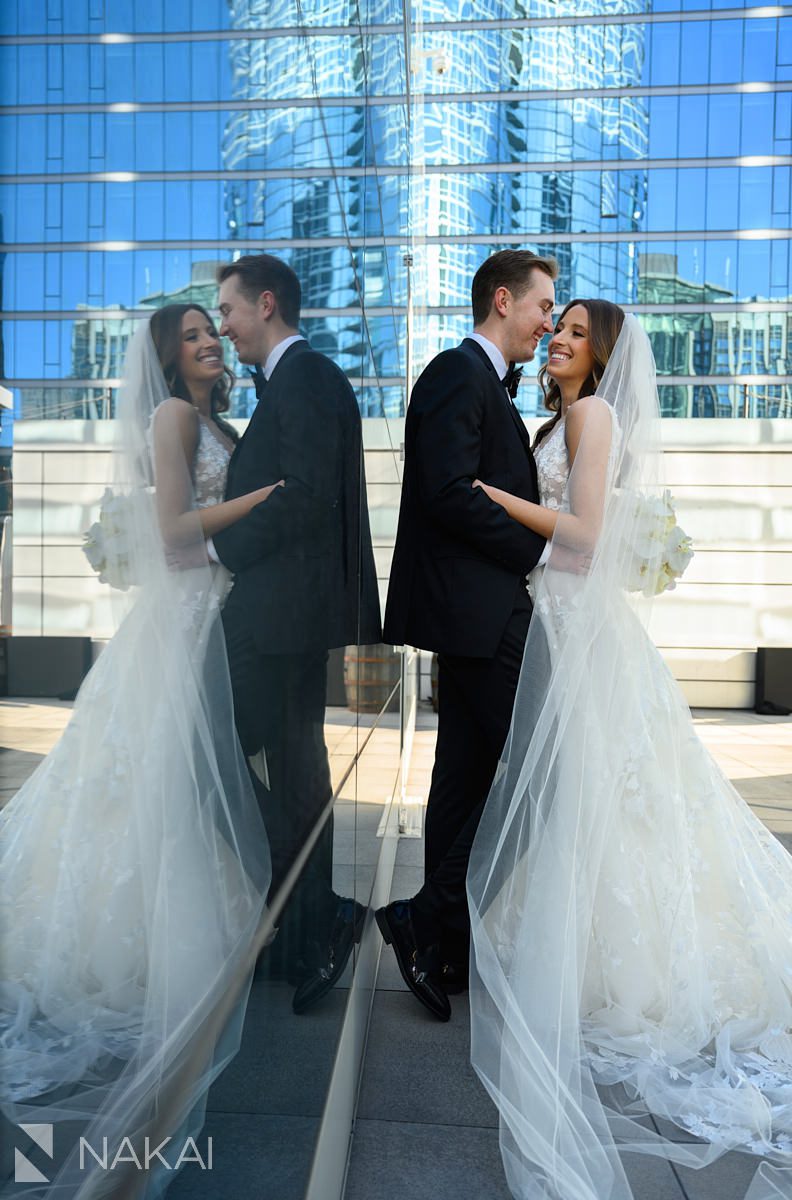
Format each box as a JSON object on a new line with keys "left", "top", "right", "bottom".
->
{"left": 375, "top": 900, "right": 451, "bottom": 1022}
{"left": 291, "top": 898, "right": 367, "bottom": 1015}
{"left": 441, "top": 961, "right": 469, "bottom": 995}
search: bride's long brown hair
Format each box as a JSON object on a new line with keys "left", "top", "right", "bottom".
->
{"left": 534, "top": 299, "right": 625, "bottom": 449}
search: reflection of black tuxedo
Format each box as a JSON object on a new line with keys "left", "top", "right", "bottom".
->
{"left": 214, "top": 338, "right": 381, "bottom": 962}
{"left": 215, "top": 339, "right": 380, "bottom": 654}
{"left": 384, "top": 338, "right": 546, "bottom": 964}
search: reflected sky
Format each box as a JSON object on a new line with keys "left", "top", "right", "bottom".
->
{"left": 0, "top": 1, "right": 790, "bottom": 432}
{"left": 0, "top": 0, "right": 778, "bottom": 36}
{"left": 2, "top": 18, "right": 783, "bottom": 99}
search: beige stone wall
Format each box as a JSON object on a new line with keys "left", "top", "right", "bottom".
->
{"left": 11, "top": 418, "right": 792, "bottom": 708}
{"left": 364, "top": 418, "right": 792, "bottom": 710}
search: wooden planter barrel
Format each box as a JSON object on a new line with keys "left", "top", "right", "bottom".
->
{"left": 344, "top": 644, "right": 401, "bottom": 714}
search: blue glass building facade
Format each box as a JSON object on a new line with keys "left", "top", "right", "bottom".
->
{"left": 0, "top": 7, "right": 790, "bottom": 1192}
{"left": 0, "top": 0, "right": 790, "bottom": 429}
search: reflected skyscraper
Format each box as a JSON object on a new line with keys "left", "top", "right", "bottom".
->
{"left": 640, "top": 253, "right": 792, "bottom": 418}
{"left": 410, "top": 0, "right": 649, "bottom": 396}
{"left": 0, "top": 2, "right": 789, "bottom": 422}
{"left": 222, "top": 0, "right": 408, "bottom": 415}
{"left": 221, "top": 1, "right": 650, "bottom": 412}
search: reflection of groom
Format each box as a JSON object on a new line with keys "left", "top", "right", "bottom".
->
{"left": 211, "top": 254, "right": 381, "bottom": 1013}
{"left": 379, "top": 250, "right": 557, "bottom": 1020}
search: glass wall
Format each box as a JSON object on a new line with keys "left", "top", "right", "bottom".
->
{"left": 0, "top": 2, "right": 410, "bottom": 1197}
{"left": 1, "top": 1, "right": 790, "bottom": 428}
{"left": 0, "top": 1, "right": 789, "bottom": 1194}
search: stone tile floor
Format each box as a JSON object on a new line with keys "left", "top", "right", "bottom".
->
{"left": 0, "top": 698, "right": 405, "bottom": 1199}
{"left": 346, "top": 708, "right": 792, "bottom": 1200}
{"left": 2, "top": 701, "right": 790, "bottom": 1200}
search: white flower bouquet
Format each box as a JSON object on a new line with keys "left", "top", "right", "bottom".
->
{"left": 83, "top": 488, "right": 152, "bottom": 590}
{"left": 619, "top": 489, "right": 694, "bottom": 597}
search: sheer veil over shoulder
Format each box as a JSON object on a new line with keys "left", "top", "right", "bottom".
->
{"left": 467, "top": 317, "right": 792, "bottom": 1200}
{"left": 1, "top": 324, "right": 271, "bottom": 1197}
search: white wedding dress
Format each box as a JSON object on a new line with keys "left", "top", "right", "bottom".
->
{"left": 468, "top": 319, "right": 792, "bottom": 1200}
{"left": 1, "top": 409, "right": 270, "bottom": 1197}
{"left": 535, "top": 415, "right": 792, "bottom": 1135}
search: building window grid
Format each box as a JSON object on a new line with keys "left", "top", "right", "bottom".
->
{"left": 3, "top": 7, "right": 787, "bottom": 420}
{"left": 3, "top": 96, "right": 789, "bottom": 172}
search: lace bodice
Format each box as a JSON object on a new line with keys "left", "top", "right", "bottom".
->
{"left": 534, "top": 404, "right": 620, "bottom": 511}
{"left": 534, "top": 416, "right": 569, "bottom": 511}
{"left": 531, "top": 404, "right": 620, "bottom": 634}
{"left": 194, "top": 420, "right": 232, "bottom": 509}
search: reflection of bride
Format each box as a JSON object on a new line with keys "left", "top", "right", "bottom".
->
{"left": 1, "top": 305, "right": 279, "bottom": 1197}
{"left": 468, "top": 304, "right": 792, "bottom": 1200}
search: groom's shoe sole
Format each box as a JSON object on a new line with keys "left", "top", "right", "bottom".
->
{"left": 375, "top": 903, "right": 451, "bottom": 1022}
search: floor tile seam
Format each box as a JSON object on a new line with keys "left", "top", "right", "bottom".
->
{"left": 352, "top": 1115, "right": 499, "bottom": 1133}
{"left": 666, "top": 1159, "right": 695, "bottom": 1200}
{"left": 721, "top": 750, "right": 792, "bottom": 771}
{"left": 648, "top": 1115, "right": 696, "bottom": 1200}
{"left": 201, "top": 1106, "right": 325, "bottom": 1119}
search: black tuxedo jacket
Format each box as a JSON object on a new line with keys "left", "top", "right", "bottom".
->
{"left": 214, "top": 339, "right": 381, "bottom": 654}
{"left": 383, "top": 338, "right": 546, "bottom": 657}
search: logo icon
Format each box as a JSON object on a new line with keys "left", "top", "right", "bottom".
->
{"left": 15, "top": 1123, "right": 53, "bottom": 1184}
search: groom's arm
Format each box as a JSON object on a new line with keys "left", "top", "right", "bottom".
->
{"left": 213, "top": 357, "right": 342, "bottom": 573}
{"left": 413, "top": 354, "right": 546, "bottom": 573}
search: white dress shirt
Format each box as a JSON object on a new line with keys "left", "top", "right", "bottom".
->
{"left": 468, "top": 331, "right": 508, "bottom": 382}
{"left": 261, "top": 333, "right": 305, "bottom": 380}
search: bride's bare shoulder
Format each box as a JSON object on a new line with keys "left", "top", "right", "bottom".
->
{"left": 151, "top": 398, "right": 200, "bottom": 463}
{"left": 153, "top": 396, "right": 198, "bottom": 424}
{"left": 152, "top": 397, "right": 200, "bottom": 437}
{"left": 564, "top": 396, "right": 614, "bottom": 467}
{"left": 568, "top": 394, "right": 612, "bottom": 419}
{"left": 565, "top": 395, "right": 613, "bottom": 435}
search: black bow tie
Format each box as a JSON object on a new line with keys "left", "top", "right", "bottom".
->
{"left": 502, "top": 362, "right": 523, "bottom": 400}
{"left": 248, "top": 364, "right": 267, "bottom": 400}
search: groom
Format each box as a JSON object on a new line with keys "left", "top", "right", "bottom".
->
{"left": 212, "top": 253, "right": 381, "bottom": 1013}
{"left": 379, "top": 249, "right": 557, "bottom": 1020}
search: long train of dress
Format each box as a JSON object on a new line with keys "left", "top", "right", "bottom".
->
{"left": 1, "top": 422, "right": 270, "bottom": 1196}
{"left": 469, "top": 412, "right": 792, "bottom": 1200}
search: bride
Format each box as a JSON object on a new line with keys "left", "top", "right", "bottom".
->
{"left": 1, "top": 304, "right": 281, "bottom": 1197}
{"left": 468, "top": 302, "right": 792, "bottom": 1200}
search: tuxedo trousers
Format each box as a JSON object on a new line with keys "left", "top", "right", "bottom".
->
{"left": 412, "top": 590, "right": 533, "bottom": 965}
{"left": 222, "top": 610, "right": 336, "bottom": 965}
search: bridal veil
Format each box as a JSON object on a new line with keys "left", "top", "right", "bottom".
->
{"left": 1, "top": 324, "right": 271, "bottom": 1197}
{"left": 467, "top": 317, "right": 792, "bottom": 1200}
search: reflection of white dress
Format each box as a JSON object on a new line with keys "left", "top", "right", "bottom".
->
{"left": 533, "top": 417, "right": 792, "bottom": 1157}
{"left": 1, "top": 424, "right": 258, "bottom": 1102}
